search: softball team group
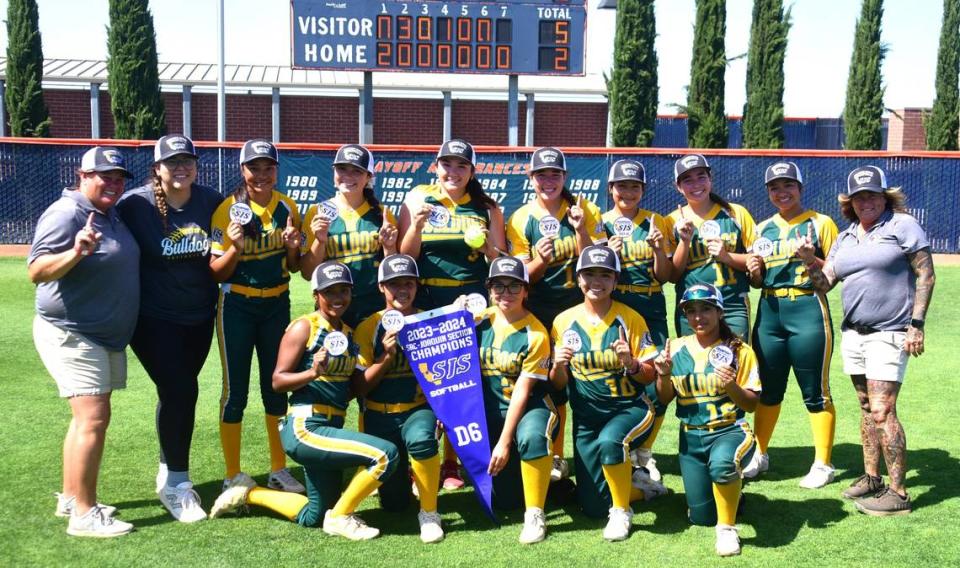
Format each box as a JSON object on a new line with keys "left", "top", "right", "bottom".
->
{"left": 31, "top": 136, "right": 934, "bottom": 557}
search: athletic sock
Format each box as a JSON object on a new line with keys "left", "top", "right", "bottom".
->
{"left": 442, "top": 434, "right": 457, "bottom": 464}
{"left": 166, "top": 470, "right": 190, "bottom": 488}
{"left": 247, "top": 487, "right": 308, "bottom": 521}
{"left": 810, "top": 405, "right": 837, "bottom": 464}
{"left": 220, "top": 421, "right": 243, "bottom": 479}
{"left": 331, "top": 468, "right": 382, "bottom": 517}
{"left": 713, "top": 479, "right": 742, "bottom": 526}
{"left": 639, "top": 415, "right": 665, "bottom": 451}
{"left": 521, "top": 455, "right": 553, "bottom": 510}
{"left": 265, "top": 414, "right": 286, "bottom": 472}
{"left": 553, "top": 404, "right": 567, "bottom": 458}
{"left": 410, "top": 455, "right": 441, "bottom": 512}
{"left": 753, "top": 403, "right": 781, "bottom": 454}
{"left": 601, "top": 461, "right": 632, "bottom": 510}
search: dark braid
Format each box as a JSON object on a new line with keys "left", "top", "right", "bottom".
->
{"left": 465, "top": 176, "right": 497, "bottom": 209}
{"left": 363, "top": 184, "right": 384, "bottom": 225}
{"left": 232, "top": 182, "right": 260, "bottom": 239}
{"left": 709, "top": 192, "right": 734, "bottom": 214}
{"left": 152, "top": 170, "right": 169, "bottom": 233}
{"left": 718, "top": 318, "right": 744, "bottom": 358}
{"left": 561, "top": 186, "right": 576, "bottom": 206}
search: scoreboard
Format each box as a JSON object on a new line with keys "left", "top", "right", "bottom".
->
{"left": 290, "top": 0, "right": 586, "bottom": 75}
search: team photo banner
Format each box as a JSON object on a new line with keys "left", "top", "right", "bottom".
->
{"left": 396, "top": 304, "right": 497, "bottom": 522}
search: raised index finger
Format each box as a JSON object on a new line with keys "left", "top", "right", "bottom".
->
{"left": 85, "top": 212, "right": 95, "bottom": 230}
{"left": 618, "top": 325, "right": 627, "bottom": 344}
{"left": 807, "top": 222, "right": 813, "bottom": 240}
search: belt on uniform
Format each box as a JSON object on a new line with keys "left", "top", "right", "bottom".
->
{"left": 761, "top": 287, "right": 814, "bottom": 300}
{"left": 844, "top": 323, "right": 907, "bottom": 335}
{"left": 224, "top": 282, "right": 289, "bottom": 298}
{"left": 682, "top": 419, "right": 736, "bottom": 432}
{"left": 364, "top": 399, "right": 427, "bottom": 414}
{"left": 616, "top": 283, "right": 663, "bottom": 295}
{"left": 420, "top": 278, "right": 480, "bottom": 288}
{"left": 288, "top": 403, "right": 345, "bottom": 419}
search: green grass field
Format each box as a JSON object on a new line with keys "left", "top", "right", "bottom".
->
{"left": 1, "top": 256, "right": 958, "bottom": 566}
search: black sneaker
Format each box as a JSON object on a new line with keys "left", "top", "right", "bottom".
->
{"left": 841, "top": 474, "right": 885, "bottom": 500}
{"left": 854, "top": 487, "right": 912, "bottom": 516}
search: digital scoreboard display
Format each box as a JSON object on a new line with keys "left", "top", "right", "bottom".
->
{"left": 290, "top": 0, "right": 586, "bottom": 75}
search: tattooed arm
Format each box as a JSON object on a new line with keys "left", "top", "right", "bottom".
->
{"left": 905, "top": 249, "right": 935, "bottom": 357}
{"left": 805, "top": 258, "right": 838, "bottom": 294}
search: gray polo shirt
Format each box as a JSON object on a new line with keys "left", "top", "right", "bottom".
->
{"left": 29, "top": 189, "right": 140, "bottom": 350}
{"left": 828, "top": 209, "right": 929, "bottom": 331}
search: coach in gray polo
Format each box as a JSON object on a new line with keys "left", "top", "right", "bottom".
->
{"left": 806, "top": 165, "right": 935, "bottom": 517}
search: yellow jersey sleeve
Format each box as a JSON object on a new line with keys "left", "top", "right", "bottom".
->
{"left": 383, "top": 205, "right": 398, "bottom": 226}
{"left": 278, "top": 193, "right": 302, "bottom": 228}
{"left": 817, "top": 213, "right": 839, "bottom": 258}
{"left": 732, "top": 203, "right": 757, "bottom": 249}
{"left": 654, "top": 212, "right": 675, "bottom": 256}
{"left": 354, "top": 312, "right": 381, "bottom": 370}
{"left": 664, "top": 210, "right": 680, "bottom": 255}
{"left": 506, "top": 207, "right": 533, "bottom": 260}
{"left": 579, "top": 197, "right": 607, "bottom": 244}
{"left": 736, "top": 344, "right": 762, "bottom": 392}
{"left": 626, "top": 309, "right": 658, "bottom": 362}
{"left": 301, "top": 203, "right": 318, "bottom": 254}
{"left": 520, "top": 323, "right": 551, "bottom": 381}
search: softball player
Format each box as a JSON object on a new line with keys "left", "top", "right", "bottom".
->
{"left": 354, "top": 255, "right": 444, "bottom": 544}
{"left": 654, "top": 283, "right": 761, "bottom": 557}
{"left": 477, "top": 256, "right": 558, "bottom": 544}
{"left": 601, "top": 159, "right": 672, "bottom": 487}
{"left": 398, "top": 138, "right": 506, "bottom": 488}
{"left": 210, "top": 262, "right": 399, "bottom": 541}
{"left": 209, "top": 139, "right": 304, "bottom": 493}
{"left": 743, "top": 162, "right": 838, "bottom": 487}
{"left": 116, "top": 135, "right": 222, "bottom": 522}
{"left": 507, "top": 147, "right": 606, "bottom": 481}
{"left": 550, "top": 245, "right": 659, "bottom": 541}
{"left": 666, "top": 154, "right": 757, "bottom": 340}
{"left": 301, "top": 144, "right": 398, "bottom": 328}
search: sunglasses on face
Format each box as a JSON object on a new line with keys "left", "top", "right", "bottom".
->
{"left": 490, "top": 282, "right": 524, "bottom": 294}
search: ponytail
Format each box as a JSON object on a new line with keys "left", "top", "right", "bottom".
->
{"left": 363, "top": 184, "right": 384, "bottom": 226}
{"left": 465, "top": 177, "right": 497, "bottom": 210}
{"left": 717, "top": 318, "right": 744, "bottom": 358}
{"left": 152, "top": 170, "right": 170, "bottom": 234}
{"left": 708, "top": 192, "right": 734, "bottom": 214}
{"left": 561, "top": 187, "right": 576, "bottom": 206}
{"left": 232, "top": 182, "right": 260, "bottom": 239}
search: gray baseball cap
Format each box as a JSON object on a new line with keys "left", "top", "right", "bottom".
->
{"left": 608, "top": 159, "right": 646, "bottom": 184}
{"left": 764, "top": 161, "right": 803, "bottom": 185}
{"left": 80, "top": 146, "right": 133, "bottom": 179}
{"left": 240, "top": 139, "right": 279, "bottom": 165}
{"left": 378, "top": 254, "right": 420, "bottom": 283}
{"left": 154, "top": 135, "right": 198, "bottom": 163}
{"left": 487, "top": 256, "right": 529, "bottom": 284}
{"left": 530, "top": 147, "right": 567, "bottom": 173}
{"left": 311, "top": 261, "right": 354, "bottom": 291}
{"left": 674, "top": 154, "right": 711, "bottom": 181}
{"left": 846, "top": 166, "right": 887, "bottom": 195}
{"left": 334, "top": 144, "right": 374, "bottom": 174}
{"left": 575, "top": 245, "right": 621, "bottom": 274}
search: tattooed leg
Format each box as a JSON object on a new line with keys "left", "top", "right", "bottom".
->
{"left": 852, "top": 375, "right": 881, "bottom": 476}
{"left": 867, "top": 379, "right": 907, "bottom": 496}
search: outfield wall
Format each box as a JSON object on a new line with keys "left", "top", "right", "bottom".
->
{"left": 1, "top": 139, "right": 955, "bottom": 252}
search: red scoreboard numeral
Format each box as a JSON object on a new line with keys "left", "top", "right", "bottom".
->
{"left": 477, "top": 45, "right": 491, "bottom": 69}
{"left": 397, "top": 16, "right": 412, "bottom": 40}
{"left": 457, "top": 18, "right": 471, "bottom": 42}
{"left": 496, "top": 46, "right": 511, "bottom": 69}
{"left": 377, "top": 43, "right": 392, "bottom": 66}
{"left": 555, "top": 21, "right": 569, "bottom": 44}
{"left": 457, "top": 45, "right": 471, "bottom": 68}
{"left": 397, "top": 42, "right": 412, "bottom": 67}
{"left": 438, "top": 44, "right": 452, "bottom": 68}
{"left": 418, "top": 44, "right": 432, "bottom": 67}
{"left": 417, "top": 16, "right": 431, "bottom": 40}
{"left": 377, "top": 15, "right": 392, "bottom": 39}
{"left": 477, "top": 18, "right": 492, "bottom": 42}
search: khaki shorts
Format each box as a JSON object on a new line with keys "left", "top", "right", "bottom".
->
{"left": 841, "top": 329, "right": 909, "bottom": 383}
{"left": 33, "top": 316, "right": 127, "bottom": 397}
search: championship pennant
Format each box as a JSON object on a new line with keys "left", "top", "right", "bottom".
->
{"left": 396, "top": 305, "right": 497, "bottom": 522}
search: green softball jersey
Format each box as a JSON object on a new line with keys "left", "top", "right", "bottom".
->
{"left": 287, "top": 313, "right": 359, "bottom": 411}
{"left": 754, "top": 210, "right": 838, "bottom": 290}
{"left": 551, "top": 301, "right": 658, "bottom": 419}
{"left": 210, "top": 191, "right": 301, "bottom": 288}
{"left": 665, "top": 203, "right": 757, "bottom": 302}
{"left": 506, "top": 197, "right": 605, "bottom": 297}
{"left": 355, "top": 309, "right": 425, "bottom": 406}
{"left": 665, "top": 336, "right": 762, "bottom": 429}
{"left": 601, "top": 208, "right": 674, "bottom": 289}
{"left": 476, "top": 308, "right": 552, "bottom": 414}
{"left": 403, "top": 183, "right": 492, "bottom": 284}
{"left": 302, "top": 200, "right": 397, "bottom": 293}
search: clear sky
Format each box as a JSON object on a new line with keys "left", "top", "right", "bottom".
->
{"left": 0, "top": 0, "right": 945, "bottom": 117}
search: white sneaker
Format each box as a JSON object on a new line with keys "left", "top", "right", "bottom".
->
{"left": 519, "top": 507, "right": 547, "bottom": 544}
{"left": 799, "top": 462, "right": 836, "bottom": 489}
{"left": 158, "top": 482, "right": 206, "bottom": 523}
{"left": 630, "top": 448, "right": 662, "bottom": 483}
{"left": 417, "top": 510, "right": 444, "bottom": 543}
{"left": 323, "top": 510, "right": 380, "bottom": 540}
{"left": 715, "top": 524, "right": 741, "bottom": 556}
{"left": 67, "top": 505, "right": 133, "bottom": 538}
{"left": 550, "top": 455, "right": 569, "bottom": 482}
{"left": 631, "top": 470, "right": 669, "bottom": 501}
{"left": 602, "top": 507, "right": 633, "bottom": 541}
{"left": 210, "top": 473, "right": 257, "bottom": 518}
{"left": 268, "top": 468, "right": 306, "bottom": 494}
{"left": 55, "top": 493, "right": 117, "bottom": 519}
{"left": 742, "top": 451, "right": 768, "bottom": 479}
{"left": 156, "top": 463, "right": 168, "bottom": 493}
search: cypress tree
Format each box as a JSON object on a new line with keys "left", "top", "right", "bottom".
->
{"left": 4, "top": 0, "right": 50, "bottom": 137}
{"left": 742, "top": 0, "right": 791, "bottom": 149}
{"left": 842, "top": 0, "right": 886, "bottom": 150}
{"left": 609, "top": 0, "right": 658, "bottom": 147}
{"left": 926, "top": 0, "right": 960, "bottom": 151}
{"left": 106, "top": 0, "right": 166, "bottom": 139}
{"left": 687, "top": 0, "right": 728, "bottom": 148}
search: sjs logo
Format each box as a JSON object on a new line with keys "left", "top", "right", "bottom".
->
{"left": 854, "top": 171, "right": 875, "bottom": 185}
{"left": 682, "top": 155, "right": 701, "bottom": 168}
{"left": 419, "top": 355, "right": 471, "bottom": 386}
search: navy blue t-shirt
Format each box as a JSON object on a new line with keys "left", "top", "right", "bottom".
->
{"left": 117, "top": 183, "right": 223, "bottom": 324}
